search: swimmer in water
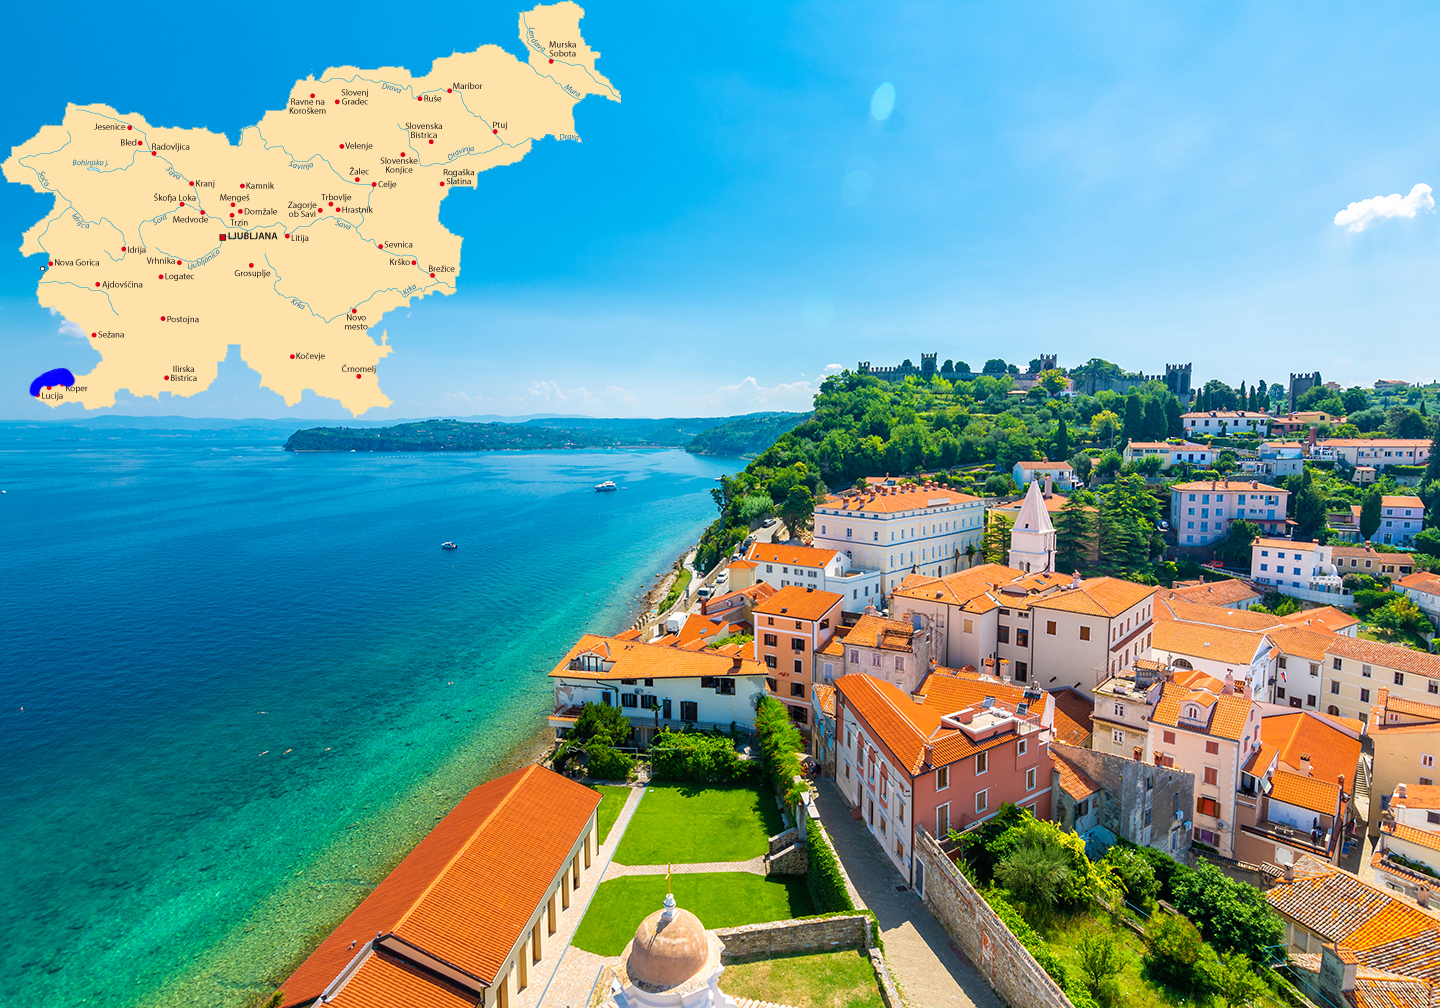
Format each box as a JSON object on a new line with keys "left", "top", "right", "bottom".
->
{"left": 259, "top": 751, "right": 269, "bottom": 756}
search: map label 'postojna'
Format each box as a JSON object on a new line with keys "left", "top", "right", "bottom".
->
{"left": 3, "top": 1, "right": 618, "bottom": 416}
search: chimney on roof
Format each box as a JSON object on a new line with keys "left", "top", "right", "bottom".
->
{"left": 1071, "top": 571, "right": 1082, "bottom": 590}
{"left": 1283, "top": 862, "right": 1295, "bottom": 882}
{"left": 731, "top": 656, "right": 743, "bottom": 670}
{"left": 1223, "top": 673, "right": 1235, "bottom": 695}
{"left": 1398, "top": 782, "right": 1409, "bottom": 799}
{"left": 1044, "top": 475, "right": 1053, "bottom": 498}
{"left": 1421, "top": 886, "right": 1432, "bottom": 909}
{"left": 876, "top": 631, "right": 883, "bottom": 647}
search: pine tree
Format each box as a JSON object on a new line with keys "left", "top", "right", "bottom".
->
{"left": 1144, "top": 397, "right": 1167, "bottom": 441}
{"left": 1054, "top": 495, "right": 1096, "bottom": 574}
{"left": 1293, "top": 469, "right": 1328, "bottom": 542}
{"left": 1123, "top": 393, "right": 1145, "bottom": 446}
{"left": 1427, "top": 426, "right": 1440, "bottom": 485}
{"left": 1050, "top": 415, "right": 1071, "bottom": 461}
{"left": 1165, "top": 396, "right": 1184, "bottom": 437}
{"left": 984, "top": 513, "right": 1014, "bottom": 565}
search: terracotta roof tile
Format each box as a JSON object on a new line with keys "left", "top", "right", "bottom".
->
{"left": 1270, "top": 771, "right": 1342, "bottom": 815}
{"left": 323, "top": 954, "right": 474, "bottom": 1008}
{"left": 281, "top": 766, "right": 599, "bottom": 1006}
{"left": 752, "top": 585, "right": 844, "bottom": 621}
{"left": 1328, "top": 637, "right": 1440, "bottom": 679}
{"left": 813, "top": 682, "right": 836, "bottom": 718}
{"left": 1050, "top": 743, "right": 1101, "bottom": 799}
{"left": 550, "top": 634, "right": 766, "bottom": 681}
{"left": 1150, "top": 682, "right": 1254, "bottom": 740}
{"left": 845, "top": 614, "right": 920, "bottom": 653}
{"left": 819, "top": 486, "right": 981, "bottom": 515}
{"left": 1153, "top": 619, "right": 1266, "bottom": 665}
{"left": 1388, "top": 823, "right": 1440, "bottom": 854}
{"left": 745, "top": 542, "right": 841, "bottom": 568}
{"left": 1051, "top": 690, "right": 1094, "bottom": 747}
{"left": 1391, "top": 785, "right": 1440, "bottom": 808}
{"left": 1157, "top": 580, "right": 1263, "bottom": 607}
{"left": 1030, "top": 576, "right": 1155, "bottom": 618}
{"left": 1158, "top": 597, "right": 1283, "bottom": 632}
{"left": 1262, "top": 711, "right": 1362, "bottom": 788}
{"left": 1399, "top": 572, "right": 1440, "bottom": 594}
{"left": 1271, "top": 626, "right": 1342, "bottom": 662}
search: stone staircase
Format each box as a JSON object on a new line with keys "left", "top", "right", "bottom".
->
{"left": 1353, "top": 753, "right": 1373, "bottom": 824}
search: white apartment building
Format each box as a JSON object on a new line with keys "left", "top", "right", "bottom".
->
{"left": 1182, "top": 410, "right": 1271, "bottom": 436}
{"left": 740, "top": 541, "right": 883, "bottom": 612}
{"left": 1172, "top": 480, "right": 1290, "bottom": 546}
{"left": 1011, "top": 460, "right": 1077, "bottom": 489}
{"left": 1311, "top": 439, "right": 1431, "bottom": 468}
{"left": 1397, "top": 572, "right": 1440, "bottom": 632}
{"left": 1377, "top": 495, "right": 1426, "bottom": 547}
{"left": 1123, "top": 441, "right": 1215, "bottom": 469}
{"left": 813, "top": 479, "right": 986, "bottom": 595}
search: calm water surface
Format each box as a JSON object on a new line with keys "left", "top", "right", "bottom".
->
{"left": 0, "top": 436, "right": 734, "bottom": 1007}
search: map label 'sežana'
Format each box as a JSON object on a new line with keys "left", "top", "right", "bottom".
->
{"left": 3, "top": 1, "right": 618, "bottom": 415}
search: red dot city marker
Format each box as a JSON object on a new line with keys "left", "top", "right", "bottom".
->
{"left": 164, "top": 375, "right": 170, "bottom": 380}
{"left": 350, "top": 308, "right": 355, "bottom": 313}
{"left": 492, "top": 128, "right": 498, "bottom": 134}
{"left": 354, "top": 177, "right": 360, "bottom": 182}
{"left": 339, "top": 144, "right": 344, "bottom": 149}
{"left": 139, "top": 140, "right": 143, "bottom": 145}
{"left": 229, "top": 213, "right": 234, "bottom": 218}
{"left": 127, "top": 125, "right": 132, "bottom": 130}
{"left": 334, "top": 99, "right": 339, "bottom": 104}
{"left": 152, "top": 151, "right": 157, "bottom": 156}
{"left": 189, "top": 181, "right": 194, "bottom": 186}
{"left": 430, "top": 272, "right": 435, "bottom": 277}
{"left": 160, "top": 316, "right": 166, "bottom": 320}
{"left": 440, "top": 182, "right": 445, "bottom": 186}
{"left": 94, "top": 282, "right": 100, "bottom": 287}
{"left": 549, "top": 58, "right": 554, "bottom": 63}
{"left": 412, "top": 260, "right": 417, "bottom": 265}
{"left": 378, "top": 244, "right": 383, "bottom": 249}
{"left": 429, "top": 139, "right": 434, "bottom": 144}
{"left": 371, "top": 181, "right": 377, "bottom": 187}
{"left": 290, "top": 354, "right": 295, "bottom": 359}
{"left": 310, "top": 93, "right": 315, "bottom": 98}
{"left": 249, "top": 263, "right": 254, "bottom": 268}
{"left": 417, "top": 97, "right": 423, "bottom": 102}
{"left": 240, "top": 184, "right": 245, "bottom": 189}
{"left": 328, "top": 201, "right": 333, "bottom": 206}
{"left": 179, "top": 202, "right": 185, "bottom": 207}
{"left": 120, "top": 248, "right": 125, "bottom": 252}
{"left": 356, "top": 373, "right": 362, "bottom": 379}
{"left": 200, "top": 210, "right": 205, "bottom": 215}
{"left": 317, "top": 208, "right": 323, "bottom": 213}
{"left": 47, "top": 260, "right": 52, "bottom": 265}
{"left": 285, "top": 234, "right": 290, "bottom": 239}
{"left": 91, "top": 332, "right": 97, "bottom": 338}
{"left": 238, "top": 209, "right": 244, "bottom": 214}
{"left": 231, "top": 202, "right": 235, "bottom": 207}
{"left": 158, "top": 274, "right": 164, "bottom": 279}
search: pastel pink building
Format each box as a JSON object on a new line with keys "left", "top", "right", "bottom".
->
{"left": 834, "top": 668, "right": 1053, "bottom": 885}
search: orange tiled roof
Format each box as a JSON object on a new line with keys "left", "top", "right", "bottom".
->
{"left": 1171, "top": 479, "right": 1281, "bottom": 492}
{"left": 323, "top": 954, "right": 474, "bottom": 1008}
{"left": 1262, "top": 711, "right": 1362, "bottom": 789}
{"left": 1399, "top": 572, "right": 1440, "bottom": 594}
{"left": 1153, "top": 619, "right": 1266, "bottom": 665}
{"left": 1029, "top": 576, "right": 1155, "bottom": 618}
{"left": 1051, "top": 743, "right": 1102, "bottom": 799}
{"left": 891, "top": 563, "right": 1026, "bottom": 609}
{"left": 1270, "top": 770, "right": 1342, "bottom": 815}
{"left": 1051, "top": 689, "right": 1094, "bottom": 747}
{"left": 752, "top": 585, "right": 844, "bottom": 621}
{"left": 1331, "top": 545, "right": 1415, "bottom": 564}
{"left": 1391, "top": 784, "right": 1440, "bottom": 809}
{"left": 1277, "top": 606, "right": 1360, "bottom": 634}
{"left": 549, "top": 634, "right": 767, "bottom": 681}
{"left": 846, "top": 614, "right": 920, "bottom": 653}
{"left": 745, "top": 541, "right": 841, "bottom": 568}
{"left": 728, "top": 559, "right": 758, "bottom": 570}
{"left": 280, "top": 765, "right": 599, "bottom": 1007}
{"left": 1328, "top": 637, "right": 1440, "bottom": 679}
{"left": 1269, "top": 626, "right": 1337, "bottom": 662}
{"left": 1149, "top": 682, "right": 1254, "bottom": 740}
{"left": 813, "top": 682, "right": 836, "bottom": 718}
{"left": 1157, "top": 580, "right": 1263, "bottom": 607}
{"left": 1388, "top": 823, "right": 1440, "bottom": 854}
{"left": 819, "top": 485, "right": 981, "bottom": 515}
{"left": 1158, "top": 597, "right": 1283, "bottom": 632}
{"left": 835, "top": 670, "right": 1030, "bottom": 775}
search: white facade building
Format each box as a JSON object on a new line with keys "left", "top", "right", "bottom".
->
{"left": 1182, "top": 410, "right": 1271, "bottom": 436}
{"left": 1312, "top": 440, "right": 1431, "bottom": 468}
{"left": 1124, "top": 441, "right": 1215, "bottom": 469}
{"left": 813, "top": 479, "right": 986, "bottom": 596}
{"left": 741, "top": 541, "right": 883, "bottom": 612}
{"left": 1012, "top": 461, "right": 1077, "bottom": 489}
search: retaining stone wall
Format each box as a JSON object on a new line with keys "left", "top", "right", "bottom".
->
{"left": 768, "top": 828, "right": 798, "bottom": 855}
{"left": 715, "top": 915, "right": 869, "bottom": 959}
{"left": 765, "top": 843, "right": 808, "bottom": 875}
{"left": 913, "top": 828, "right": 1074, "bottom": 1008}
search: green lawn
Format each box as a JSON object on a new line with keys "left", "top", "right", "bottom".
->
{"left": 614, "top": 784, "right": 784, "bottom": 865}
{"left": 591, "top": 785, "right": 630, "bottom": 845}
{"left": 1359, "top": 628, "right": 1432, "bottom": 652}
{"left": 723, "top": 949, "right": 883, "bottom": 1008}
{"left": 571, "top": 873, "right": 813, "bottom": 956}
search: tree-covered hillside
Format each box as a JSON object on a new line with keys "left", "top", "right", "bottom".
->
{"left": 686, "top": 412, "right": 810, "bottom": 457}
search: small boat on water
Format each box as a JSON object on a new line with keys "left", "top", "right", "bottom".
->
{"left": 441, "top": 541, "right": 458, "bottom": 550}
{"left": 594, "top": 480, "right": 618, "bottom": 491}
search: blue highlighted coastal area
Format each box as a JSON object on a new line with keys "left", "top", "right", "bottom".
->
{"left": 29, "top": 368, "right": 74, "bottom": 397}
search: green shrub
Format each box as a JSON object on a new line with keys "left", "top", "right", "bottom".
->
{"left": 983, "top": 890, "right": 1067, "bottom": 986}
{"left": 806, "top": 826, "right": 854, "bottom": 912}
{"left": 755, "top": 696, "right": 805, "bottom": 805}
{"left": 1103, "top": 844, "right": 1159, "bottom": 905}
{"left": 573, "top": 702, "right": 632, "bottom": 746}
{"left": 585, "top": 741, "right": 635, "bottom": 781}
{"left": 1142, "top": 913, "right": 1205, "bottom": 989}
{"left": 648, "top": 731, "right": 757, "bottom": 784}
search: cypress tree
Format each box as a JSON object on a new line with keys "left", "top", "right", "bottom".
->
{"left": 1050, "top": 416, "right": 1071, "bottom": 461}
{"left": 1360, "top": 488, "right": 1383, "bottom": 543}
{"left": 1054, "top": 495, "right": 1096, "bottom": 574}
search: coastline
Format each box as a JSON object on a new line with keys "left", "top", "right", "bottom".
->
{"left": 147, "top": 529, "right": 706, "bottom": 1008}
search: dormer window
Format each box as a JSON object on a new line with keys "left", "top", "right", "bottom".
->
{"left": 1182, "top": 705, "right": 1202, "bottom": 722}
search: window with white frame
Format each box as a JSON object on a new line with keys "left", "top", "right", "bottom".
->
{"left": 936, "top": 766, "right": 949, "bottom": 790}
{"left": 975, "top": 789, "right": 988, "bottom": 814}
{"left": 1026, "top": 767, "right": 1037, "bottom": 790}
{"left": 975, "top": 751, "right": 988, "bottom": 775}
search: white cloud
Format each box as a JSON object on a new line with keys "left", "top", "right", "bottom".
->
{"left": 712, "top": 376, "right": 817, "bottom": 412}
{"left": 822, "top": 362, "right": 845, "bottom": 374}
{"left": 1334, "top": 183, "right": 1434, "bottom": 232}
{"left": 57, "top": 319, "right": 85, "bottom": 339}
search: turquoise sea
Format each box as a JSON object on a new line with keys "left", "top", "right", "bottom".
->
{"left": 0, "top": 435, "right": 735, "bottom": 1007}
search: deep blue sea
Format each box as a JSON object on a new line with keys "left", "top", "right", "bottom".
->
{"left": 0, "top": 435, "right": 734, "bottom": 1007}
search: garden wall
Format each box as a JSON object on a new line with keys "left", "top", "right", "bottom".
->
{"left": 715, "top": 914, "right": 869, "bottom": 958}
{"left": 913, "top": 828, "right": 1075, "bottom": 1008}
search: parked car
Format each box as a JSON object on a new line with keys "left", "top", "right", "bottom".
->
{"left": 716, "top": 572, "right": 728, "bottom": 584}
{"left": 696, "top": 586, "right": 712, "bottom": 599}
{"left": 762, "top": 517, "right": 777, "bottom": 528}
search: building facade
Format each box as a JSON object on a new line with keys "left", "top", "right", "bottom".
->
{"left": 1181, "top": 411, "right": 1272, "bottom": 436}
{"left": 1123, "top": 441, "right": 1215, "bottom": 469}
{"left": 1050, "top": 740, "right": 1194, "bottom": 858}
{"left": 812, "top": 480, "right": 986, "bottom": 595}
{"left": 751, "top": 586, "right": 843, "bottom": 728}
{"left": 1172, "top": 480, "right": 1290, "bottom": 546}
{"left": 741, "top": 542, "right": 883, "bottom": 612}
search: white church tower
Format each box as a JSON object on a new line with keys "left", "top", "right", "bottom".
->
{"left": 1007, "top": 480, "right": 1056, "bottom": 573}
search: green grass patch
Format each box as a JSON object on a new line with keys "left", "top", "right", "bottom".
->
{"left": 571, "top": 872, "right": 814, "bottom": 956}
{"left": 660, "top": 568, "right": 693, "bottom": 613}
{"left": 1359, "top": 628, "right": 1432, "bottom": 652}
{"left": 590, "top": 784, "right": 630, "bottom": 845}
{"left": 614, "top": 784, "right": 783, "bottom": 865}
{"left": 722, "top": 948, "right": 883, "bottom": 1008}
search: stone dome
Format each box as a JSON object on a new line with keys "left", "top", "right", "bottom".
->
{"left": 625, "top": 905, "right": 710, "bottom": 988}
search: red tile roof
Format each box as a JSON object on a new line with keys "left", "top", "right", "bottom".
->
{"left": 1030, "top": 577, "right": 1155, "bottom": 618}
{"left": 819, "top": 485, "right": 981, "bottom": 515}
{"left": 1262, "top": 711, "right": 1362, "bottom": 789}
{"left": 1050, "top": 743, "right": 1102, "bottom": 799}
{"left": 280, "top": 765, "right": 599, "bottom": 1007}
{"left": 1157, "top": 580, "right": 1263, "bottom": 607}
{"left": 1051, "top": 690, "right": 1094, "bottom": 747}
{"left": 745, "top": 542, "right": 841, "bottom": 568}
{"left": 752, "top": 585, "right": 844, "bottom": 621}
{"left": 549, "top": 634, "right": 767, "bottom": 681}
{"left": 323, "top": 954, "right": 474, "bottom": 1008}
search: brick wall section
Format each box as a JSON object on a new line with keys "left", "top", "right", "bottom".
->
{"left": 765, "top": 843, "right": 808, "bottom": 875}
{"left": 715, "top": 915, "right": 869, "bottom": 958}
{"left": 913, "top": 828, "right": 1074, "bottom": 1008}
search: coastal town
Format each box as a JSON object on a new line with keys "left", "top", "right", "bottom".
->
{"left": 272, "top": 356, "right": 1440, "bottom": 1008}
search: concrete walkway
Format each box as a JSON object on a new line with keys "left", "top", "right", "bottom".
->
{"left": 812, "top": 781, "right": 1004, "bottom": 1008}
{"left": 608, "top": 856, "right": 766, "bottom": 877}
{"left": 523, "top": 786, "right": 649, "bottom": 1008}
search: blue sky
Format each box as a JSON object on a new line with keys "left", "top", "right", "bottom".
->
{"left": 2, "top": 1, "right": 1438, "bottom": 419}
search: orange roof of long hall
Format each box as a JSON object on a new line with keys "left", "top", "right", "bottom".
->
{"left": 550, "top": 634, "right": 767, "bottom": 680}
{"left": 819, "top": 483, "right": 981, "bottom": 515}
{"left": 1030, "top": 577, "right": 1155, "bottom": 618}
{"left": 892, "top": 565, "right": 1070, "bottom": 612}
{"left": 846, "top": 613, "right": 921, "bottom": 653}
{"left": 752, "top": 585, "right": 844, "bottom": 621}
{"left": 280, "top": 765, "right": 599, "bottom": 1008}
{"left": 745, "top": 541, "right": 841, "bottom": 568}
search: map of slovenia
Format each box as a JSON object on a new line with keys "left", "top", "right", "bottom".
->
{"left": 2, "top": 2, "right": 618, "bottom": 415}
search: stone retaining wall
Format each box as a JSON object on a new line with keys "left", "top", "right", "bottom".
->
{"left": 715, "top": 914, "right": 869, "bottom": 959}
{"left": 913, "top": 828, "right": 1074, "bottom": 1008}
{"left": 768, "top": 828, "right": 798, "bottom": 855}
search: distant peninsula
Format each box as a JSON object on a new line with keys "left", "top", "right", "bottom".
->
{"left": 282, "top": 412, "right": 808, "bottom": 454}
